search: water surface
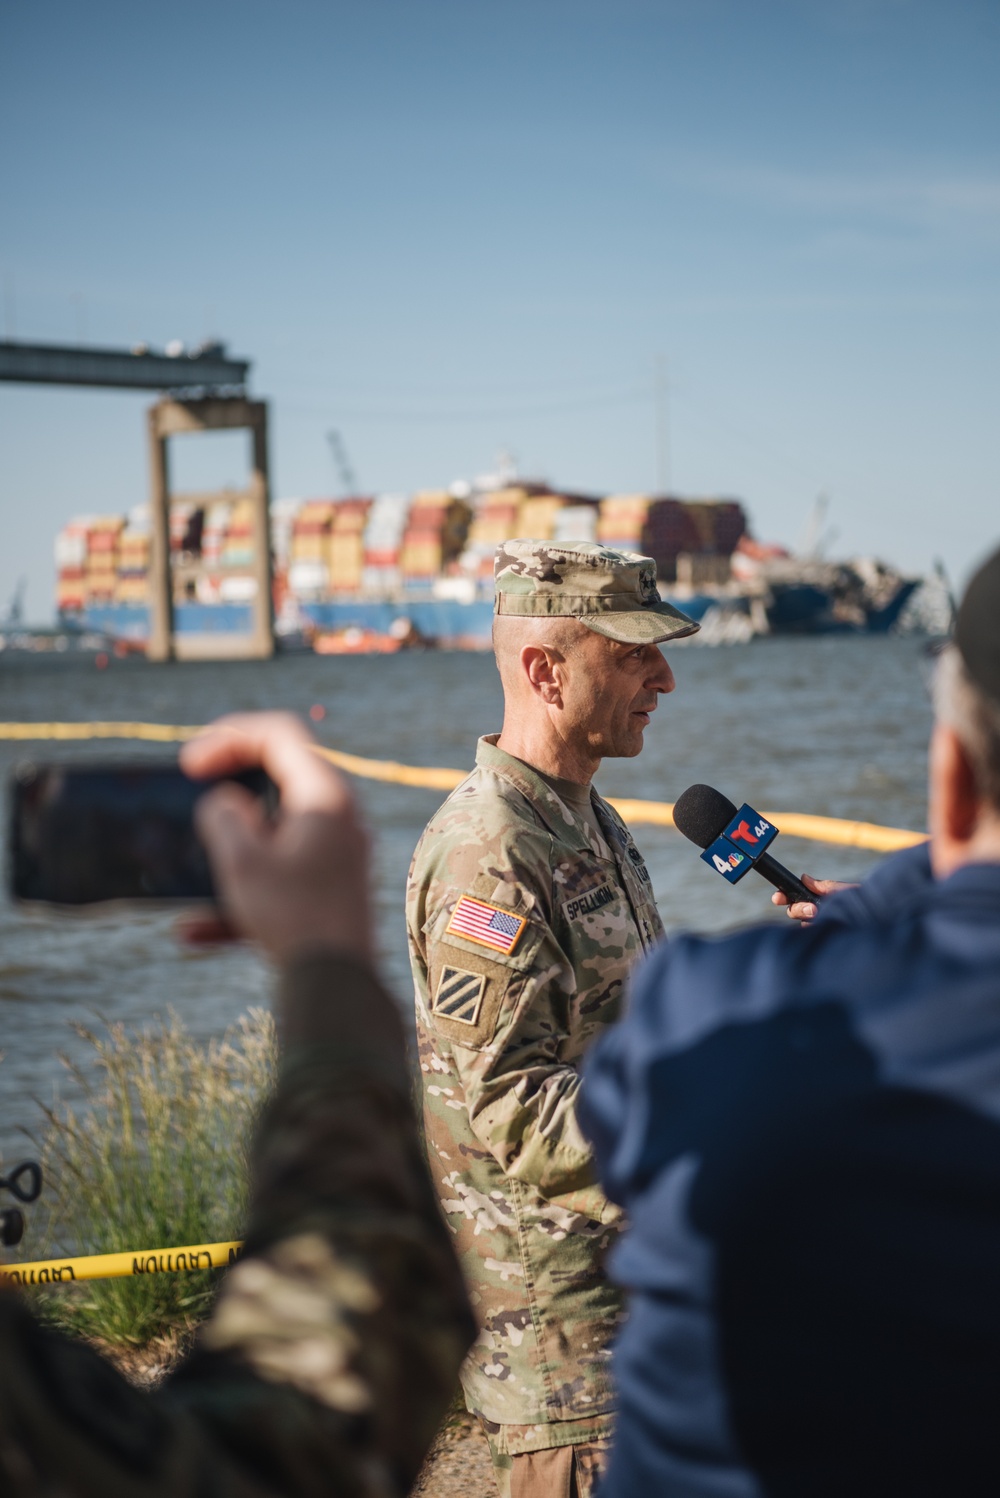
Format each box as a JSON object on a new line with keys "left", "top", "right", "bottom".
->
{"left": 0, "top": 635, "right": 932, "bottom": 1150}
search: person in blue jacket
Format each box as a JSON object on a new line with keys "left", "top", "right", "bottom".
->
{"left": 579, "top": 543, "right": 1000, "bottom": 1498}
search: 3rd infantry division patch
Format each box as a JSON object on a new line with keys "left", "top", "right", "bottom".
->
{"left": 433, "top": 967, "right": 487, "bottom": 1026}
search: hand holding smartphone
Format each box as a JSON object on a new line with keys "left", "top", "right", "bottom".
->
{"left": 8, "top": 761, "right": 277, "bottom": 906}
{"left": 8, "top": 713, "right": 373, "bottom": 966}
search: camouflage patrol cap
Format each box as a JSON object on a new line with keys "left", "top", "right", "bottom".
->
{"left": 494, "top": 539, "right": 700, "bottom": 644}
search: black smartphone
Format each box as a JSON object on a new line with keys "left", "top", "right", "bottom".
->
{"left": 7, "top": 761, "right": 278, "bottom": 906}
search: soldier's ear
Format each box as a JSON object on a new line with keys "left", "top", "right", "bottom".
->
{"left": 929, "top": 724, "right": 980, "bottom": 878}
{"left": 522, "top": 645, "right": 563, "bottom": 707}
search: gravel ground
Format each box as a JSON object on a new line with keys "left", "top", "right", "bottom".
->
{"left": 105, "top": 1341, "right": 494, "bottom": 1496}
{"left": 413, "top": 1407, "right": 496, "bottom": 1497}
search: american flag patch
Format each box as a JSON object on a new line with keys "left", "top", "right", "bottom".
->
{"left": 445, "top": 895, "right": 527, "bottom": 955}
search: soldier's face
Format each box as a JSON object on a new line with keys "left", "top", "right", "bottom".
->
{"left": 563, "top": 635, "right": 676, "bottom": 759}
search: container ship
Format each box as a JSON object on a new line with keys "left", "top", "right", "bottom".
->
{"left": 52, "top": 478, "right": 919, "bottom": 652}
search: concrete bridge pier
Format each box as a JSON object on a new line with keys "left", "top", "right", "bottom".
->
{"left": 147, "top": 397, "right": 274, "bottom": 662}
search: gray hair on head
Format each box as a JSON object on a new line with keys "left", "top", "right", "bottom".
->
{"left": 491, "top": 613, "right": 589, "bottom": 687}
{"left": 934, "top": 645, "right": 1000, "bottom": 811}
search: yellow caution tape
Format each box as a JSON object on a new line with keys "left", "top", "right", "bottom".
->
{"left": 0, "top": 1240, "right": 244, "bottom": 1286}
{"left": 0, "top": 722, "right": 927, "bottom": 854}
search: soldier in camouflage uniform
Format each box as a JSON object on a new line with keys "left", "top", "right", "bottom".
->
{"left": 406, "top": 542, "right": 698, "bottom": 1496}
{"left": 0, "top": 714, "right": 474, "bottom": 1498}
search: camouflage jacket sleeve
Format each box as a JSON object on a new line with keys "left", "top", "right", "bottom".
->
{"left": 414, "top": 825, "right": 620, "bottom": 1223}
{"left": 0, "top": 951, "right": 475, "bottom": 1498}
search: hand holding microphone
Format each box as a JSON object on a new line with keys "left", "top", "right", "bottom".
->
{"left": 770, "top": 876, "right": 850, "bottom": 921}
{"left": 672, "top": 783, "right": 851, "bottom": 920}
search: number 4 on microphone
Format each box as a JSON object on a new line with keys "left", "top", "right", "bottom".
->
{"left": 704, "top": 836, "right": 752, "bottom": 883}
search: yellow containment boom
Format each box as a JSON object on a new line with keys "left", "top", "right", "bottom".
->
{"left": 0, "top": 722, "right": 927, "bottom": 854}
{"left": 0, "top": 721, "right": 202, "bottom": 744}
{"left": 0, "top": 1240, "right": 244, "bottom": 1286}
{"left": 605, "top": 799, "right": 923, "bottom": 855}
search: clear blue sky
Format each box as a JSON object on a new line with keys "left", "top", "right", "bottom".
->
{"left": 2, "top": 0, "right": 997, "bottom": 623}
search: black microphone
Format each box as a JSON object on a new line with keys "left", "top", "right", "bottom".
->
{"left": 672, "top": 783, "right": 816, "bottom": 906}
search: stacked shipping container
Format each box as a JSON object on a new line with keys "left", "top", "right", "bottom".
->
{"left": 518, "top": 492, "right": 575, "bottom": 540}
{"left": 400, "top": 491, "right": 471, "bottom": 590}
{"left": 169, "top": 502, "right": 200, "bottom": 561}
{"left": 220, "top": 498, "right": 255, "bottom": 569}
{"left": 456, "top": 488, "right": 600, "bottom": 579}
{"left": 553, "top": 504, "right": 599, "bottom": 544}
{"left": 270, "top": 496, "right": 301, "bottom": 616}
{"left": 54, "top": 521, "right": 89, "bottom": 615}
{"left": 288, "top": 500, "right": 336, "bottom": 601}
{"left": 55, "top": 489, "right": 748, "bottom": 618}
{"left": 362, "top": 494, "right": 409, "bottom": 594}
{"left": 202, "top": 498, "right": 232, "bottom": 570}
{"left": 195, "top": 497, "right": 232, "bottom": 603}
{"left": 597, "top": 495, "right": 745, "bottom": 584}
{"left": 461, "top": 486, "right": 529, "bottom": 581}
{"left": 117, "top": 512, "right": 150, "bottom": 605}
{"left": 84, "top": 518, "right": 125, "bottom": 606}
{"left": 329, "top": 499, "right": 372, "bottom": 594}
{"left": 219, "top": 497, "right": 259, "bottom": 603}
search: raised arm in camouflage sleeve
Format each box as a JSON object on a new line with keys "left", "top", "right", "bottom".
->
{"left": 0, "top": 951, "right": 475, "bottom": 1498}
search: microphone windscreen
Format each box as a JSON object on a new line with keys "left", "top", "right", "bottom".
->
{"left": 672, "top": 783, "right": 738, "bottom": 849}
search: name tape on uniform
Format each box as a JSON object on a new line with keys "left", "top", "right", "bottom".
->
{"left": 445, "top": 895, "right": 527, "bottom": 955}
{"left": 563, "top": 882, "right": 617, "bottom": 922}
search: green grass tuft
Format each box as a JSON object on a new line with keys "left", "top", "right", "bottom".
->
{"left": 24, "top": 1008, "right": 276, "bottom": 1346}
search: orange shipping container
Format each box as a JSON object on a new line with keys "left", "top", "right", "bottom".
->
{"left": 116, "top": 577, "right": 149, "bottom": 604}
{"left": 297, "top": 500, "right": 337, "bottom": 524}
{"left": 468, "top": 515, "right": 519, "bottom": 545}
{"left": 291, "top": 534, "right": 328, "bottom": 562}
{"left": 407, "top": 497, "right": 452, "bottom": 515}
{"left": 87, "top": 530, "right": 119, "bottom": 554}
{"left": 330, "top": 533, "right": 364, "bottom": 561}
